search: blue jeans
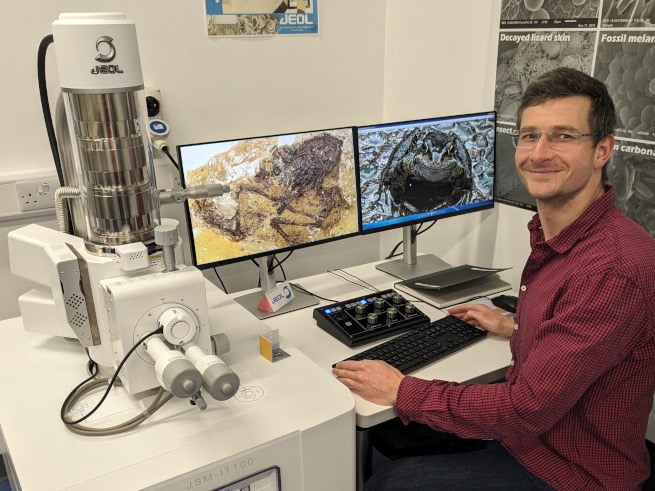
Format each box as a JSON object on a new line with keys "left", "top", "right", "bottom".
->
{"left": 364, "top": 440, "right": 554, "bottom": 490}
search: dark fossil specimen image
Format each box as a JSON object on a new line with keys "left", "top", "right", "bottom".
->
{"left": 186, "top": 129, "right": 358, "bottom": 264}
{"left": 359, "top": 119, "right": 495, "bottom": 225}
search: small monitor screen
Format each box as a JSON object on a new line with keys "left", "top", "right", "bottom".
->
{"left": 357, "top": 111, "right": 496, "bottom": 233}
{"left": 179, "top": 127, "right": 360, "bottom": 268}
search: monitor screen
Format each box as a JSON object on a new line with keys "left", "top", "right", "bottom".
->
{"left": 357, "top": 111, "right": 496, "bottom": 233}
{"left": 179, "top": 127, "right": 360, "bottom": 268}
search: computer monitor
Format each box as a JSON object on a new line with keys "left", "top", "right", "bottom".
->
{"left": 178, "top": 126, "right": 360, "bottom": 318}
{"left": 356, "top": 111, "right": 496, "bottom": 279}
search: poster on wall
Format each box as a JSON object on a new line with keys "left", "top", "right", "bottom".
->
{"left": 494, "top": 0, "right": 655, "bottom": 238}
{"left": 205, "top": 0, "right": 319, "bottom": 37}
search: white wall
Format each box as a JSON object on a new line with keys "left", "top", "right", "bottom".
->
{"left": 379, "top": 0, "right": 532, "bottom": 289}
{"left": 0, "top": 0, "right": 385, "bottom": 318}
{"left": 0, "top": 0, "right": 533, "bottom": 320}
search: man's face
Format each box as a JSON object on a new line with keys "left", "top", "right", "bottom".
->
{"left": 514, "top": 95, "right": 613, "bottom": 205}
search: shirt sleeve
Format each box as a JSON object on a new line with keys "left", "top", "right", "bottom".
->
{"left": 395, "top": 272, "right": 650, "bottom": 440}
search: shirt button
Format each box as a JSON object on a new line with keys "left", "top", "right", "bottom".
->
{"left": 520, "top": 285, "right": 527, "bottom": 292}
{"left": 510, "top": 359, "right": 515, "bottom": 366}
{"left": 514, "top": 323, "right": 519, "bottom": 331}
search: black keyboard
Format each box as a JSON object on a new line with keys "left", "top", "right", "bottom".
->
{"left": 334, "top": 315, "right": 487, "bottom": 374}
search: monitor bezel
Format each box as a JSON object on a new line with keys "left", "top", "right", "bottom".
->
{"left": 355, "top": 110, "right": 497, "bottom": 236}
{"left": 177, "top": 126, "right": 362, "bottom": 270}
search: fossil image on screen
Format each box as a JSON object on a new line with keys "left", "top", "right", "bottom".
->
{"left": 501, "top": 0, "right": 600, "bottom": 23}
{"left": 358, "top": 119, "right": 495, "bottom": 225}
{"left": 186, "top": 129, "right": 358, "bottom": 265}
{"left": 594, "top": 34, "right": 655, "bottom": 142}
{"left": 601, "top": 0, "right": 655, "bottom": 27}
{"left": 606, "top": 142, "right": 655, "bottom": 238}
{"left": 496, "top": 31, "right": 595, "bottom": 123}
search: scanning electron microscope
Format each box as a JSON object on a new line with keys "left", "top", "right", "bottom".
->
{"left": 9, "top": 12, "right": 236, "bottom": 407}
{"left": 3, "top": 13, "right": 355, "bottom": 490}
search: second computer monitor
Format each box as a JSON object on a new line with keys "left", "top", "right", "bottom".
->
{"left": 357, "top": 111, "right": 496, "bottom": 279}
{"left": 357, "top": 111, "right": 496, "bottom": 233}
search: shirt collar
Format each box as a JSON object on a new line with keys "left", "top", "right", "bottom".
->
{"left": 528, "top": 187, "right": 616, "bottom": 253}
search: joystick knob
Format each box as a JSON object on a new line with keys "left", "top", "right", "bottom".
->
{"left": 374, "top": 298, "right": 385, "bottom": 310}
{"left": 367, "top": 313, "right": 379, "bottom": 325}
{"left": 404, "top": 303, "right": 415, "bottom": 314}
{"left": 392, "top": 294, "right": 404, "bottom": 304}
{"left": 386, "top": 308, "right": 397, "bottom": 320}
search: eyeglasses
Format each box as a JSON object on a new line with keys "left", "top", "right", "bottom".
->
{"left": 512, "top": 129, "right": 594, "bottom": 150}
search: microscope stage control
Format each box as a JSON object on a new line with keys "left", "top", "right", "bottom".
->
{"left": 313, "top": 289, "right": 430, "bottom": 347}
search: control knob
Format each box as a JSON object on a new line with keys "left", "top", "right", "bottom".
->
{"left": 367, "top": 313, "right": 379, "bottom": 325}
{"left": 386, "top": 308, "right": 397, "bottom": 320}
{"left": 404, "top": 302, "right": 415, "bottom": 314}
{"left": 374, "top": 298, "right": 385, "bottom": 310}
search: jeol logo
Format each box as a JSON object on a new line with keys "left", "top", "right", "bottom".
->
{"left": 91, "top": 36, "right": 124, "bottom": 75}
{"left": 95, "top": 36, "right": 116, "bottom": 62}
{"left": 280, "top": 14, "right": 314, "bottom": 25}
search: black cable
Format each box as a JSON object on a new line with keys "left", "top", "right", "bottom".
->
{"left": 38, "top": 34, "right": 65, "bottom": 187}
{"left": 252, "top": 254, "right": 293, "bottom": 287}
{"left": 385, "top": 240, "right": 403, "bottom": 260}
{"left": 385, "top": 220, "right": 438, "bottom": 259}
{"left": 266, "top": 251, "right": 292, "bottom": 274}
{"left": 272, "top": 252, "right": 292, "bottom": 280}
{"left": 162, "top": 146, "right": 180, "bottom": 171}
{"left": 289, "top": 282, "right": 335, "bottom": 302}
{"left": 213, "top": 267, "right": 228, "bottom": 293}
{"left": 61, "top": 328, "right": 163, "bottom": 425}
{"left": 327, "top": 269, "right": 379, "bottom": 292}
{"left": 418, "top": 221, "right": 437, "bottom": 234}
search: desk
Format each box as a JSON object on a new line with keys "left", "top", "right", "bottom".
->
{"left": 226, "top": 260, "right": 512, "bottom": 488}
{"left": 0, "top": 260, "right": 510, "bottom": 490}
{"left": 235, "top": 260, "right": 512, "bottom": 427}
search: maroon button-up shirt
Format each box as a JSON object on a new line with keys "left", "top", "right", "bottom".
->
{"left": 396, "top": 188, "right": 655, "bottom": 490}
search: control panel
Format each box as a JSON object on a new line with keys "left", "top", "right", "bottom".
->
{"left": 312, "top": 289, "right": 430, "bottom": 347}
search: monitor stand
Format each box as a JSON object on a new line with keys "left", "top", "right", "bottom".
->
{"left": 376, "top": 224, "right": 452, "bottom": 280}
{"left": 234, "top": 255, "right": 319, "bottom": 320}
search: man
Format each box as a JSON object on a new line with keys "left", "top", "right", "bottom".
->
{"left": 333, "top": 67, "right": 655, "bottom": 490}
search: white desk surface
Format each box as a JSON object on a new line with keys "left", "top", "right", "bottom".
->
{"left": 225, "top": 260, "right": 512, "bottom": 428}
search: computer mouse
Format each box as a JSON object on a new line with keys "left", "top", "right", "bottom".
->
{"left": 491, "top": 294, "right": 518, "bottom": 314}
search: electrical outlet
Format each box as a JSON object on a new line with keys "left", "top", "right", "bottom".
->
{"left": 145, "top": 87, "right": 162, "bottom": 118}
{"left": 16, "top": 178, "right": 60, "bottom": 212}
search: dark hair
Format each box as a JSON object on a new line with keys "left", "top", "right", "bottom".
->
{"left": 516, "top": 67, "right": 616, "bottom": 146}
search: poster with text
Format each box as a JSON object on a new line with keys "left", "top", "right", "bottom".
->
{"left": 495, "top": 0, "right": 655, "bottom": 236}
{"left": 205, "top": 0, "right": 319, "bottom": 36}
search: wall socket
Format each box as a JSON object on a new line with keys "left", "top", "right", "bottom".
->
{"left": 16, "top": 178, "right": 60, "bottom": 212}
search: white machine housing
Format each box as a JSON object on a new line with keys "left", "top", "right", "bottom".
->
{"left": 8, "top": 223, "right": 213, "bottom": 395}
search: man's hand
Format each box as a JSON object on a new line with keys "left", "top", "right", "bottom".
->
{"left": 332, "top": 359, "right": 404, "bottom": 406}
{"left": 448, "top": 304, "right": 515, "bottom": 339}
